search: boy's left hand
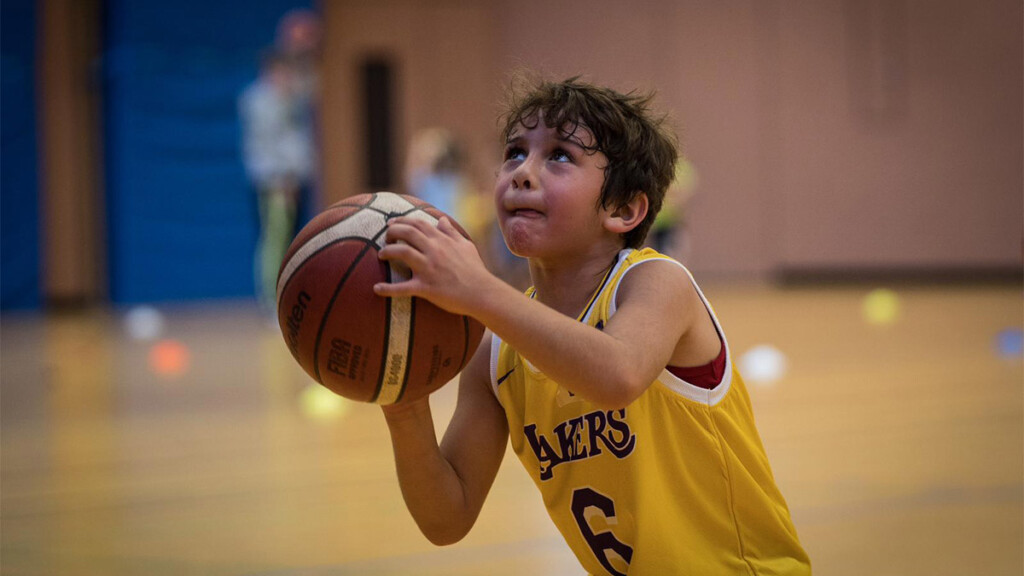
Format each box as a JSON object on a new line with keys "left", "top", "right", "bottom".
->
{"left": 374, "top": 216, "right": 495, "bottom": 317}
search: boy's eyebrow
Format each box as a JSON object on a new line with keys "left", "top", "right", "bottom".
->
{"left": 504, "top": 133, "right": 588, "bottom": 148}
{"left": 558, "top": 134, "right": 587, "bottom": 148}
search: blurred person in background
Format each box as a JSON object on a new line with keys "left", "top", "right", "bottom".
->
{"left": 239, "top": 47, "right": 317, "bottom": 315}
{"left": 647, "top": 157, "right": 696, "bottom": 263}
{"left": 275, "top": 8, "right": 321, "bottom": 131}
{"left": 239, "top": 9, "right": 322, "bottom": 316}
{"left": 405, "top": 128, "right": 466, "bottom": 218}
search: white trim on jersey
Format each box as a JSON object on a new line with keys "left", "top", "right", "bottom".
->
{"left": 489, "top": 333, "right": 503, "bottom": 401}
{"left": 579, "top": 250, "right": 632, "bottom": 325}
{"left": 606, "top": 249, "right": 734, "bottom": 407}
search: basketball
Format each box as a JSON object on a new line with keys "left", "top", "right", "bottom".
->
{"left": 275, "top": 192, "right": 485, "bottom": 405}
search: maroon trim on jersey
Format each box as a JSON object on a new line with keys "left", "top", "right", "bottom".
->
{"left": 667, "top": 336, "right": 726, "bottom": 390}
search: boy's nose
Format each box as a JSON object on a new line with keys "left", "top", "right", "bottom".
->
{"left": 511, "top": 163, "right": 532, "bottom": 190}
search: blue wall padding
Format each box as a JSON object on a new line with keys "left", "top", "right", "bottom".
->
{"left": 1, "top": 0, "right": 41, "bottom": 310}
{"left": 103, "top": 0, "right": 313, "bottom": 303}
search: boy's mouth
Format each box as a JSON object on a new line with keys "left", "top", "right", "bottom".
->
{"left": 510, "top": 208, "right": 543, "bottom": 219}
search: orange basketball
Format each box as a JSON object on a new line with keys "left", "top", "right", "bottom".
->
{"left": 276, "top": 192, "right": 484, "bottom": 405}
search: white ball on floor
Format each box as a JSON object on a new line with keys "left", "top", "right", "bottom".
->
{"left": 739, "top": 344, "right": 788, "bottom": 386}
{"left": 123, "top": 305, "right": 165, "bottom": 341}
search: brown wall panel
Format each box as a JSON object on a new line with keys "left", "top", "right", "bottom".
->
{"left": 40, "top": 0, "right": 104, "bottom": 303}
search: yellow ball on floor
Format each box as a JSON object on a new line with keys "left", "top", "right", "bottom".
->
{"left": 862, "top": 288, "right": 900, "bottom": 326}
{"left": 299, "top": 383, "right": 350, "bottom": 421}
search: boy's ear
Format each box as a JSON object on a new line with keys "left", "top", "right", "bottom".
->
{"left": 604, "top": 193, "right": 649, "bottom": 235}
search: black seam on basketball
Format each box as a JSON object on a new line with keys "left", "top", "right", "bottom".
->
{"left": 365, "top": 203, "right": 434, "bottom": 219}
{"left": 459, "top": 316, "right": 471, "bottom": 370}
{"left": 278, "top": 196, "right": 377, "bottom": 278}
{"left": 394, "top": 297, "right": 416, "bottom": 403}
{"left": 312, "top": 241, "right": 377, "bottom": 385}
{"left": 278, "top": 236, "right": 378, "bottom": 311}
{"left": 365, "top": 205, "right": 423, "bottom": 217}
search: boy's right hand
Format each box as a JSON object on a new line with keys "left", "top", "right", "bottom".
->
{"left": 374, "top": 216, "right": 498, "bottom": 319}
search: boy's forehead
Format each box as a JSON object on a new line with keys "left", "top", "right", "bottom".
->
{"left": 508, "top": 114, "right": 596, "bottom": 148}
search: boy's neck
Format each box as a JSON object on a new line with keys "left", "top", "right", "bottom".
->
{"left": 528, "top": 247, "right": 626, "bottom": 319}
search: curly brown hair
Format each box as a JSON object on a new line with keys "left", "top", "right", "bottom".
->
{"left": 499, "top": 75, "right": 678, "bottom": 249}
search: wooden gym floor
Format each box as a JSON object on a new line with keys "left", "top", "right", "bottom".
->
{"left": 1, "top": 284, "right": 1021, "bottom": 575}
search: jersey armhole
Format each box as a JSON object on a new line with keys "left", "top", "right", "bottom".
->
{"left": 608, "top": 255, "right": 735, "bottom": 407}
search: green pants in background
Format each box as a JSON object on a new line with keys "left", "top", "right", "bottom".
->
{"left": 256, "top": 186, "right": 298, "bottom": 314}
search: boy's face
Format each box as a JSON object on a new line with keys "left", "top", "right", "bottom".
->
{"left": 496, "top": 118, "right": 612, "bottom": 259}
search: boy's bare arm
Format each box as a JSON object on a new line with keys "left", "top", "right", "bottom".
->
{"left": 473, "top": 260, "right": 695, "bottom": 408}
{"left": 376, "top": 218, "right": 699, "bottom": 410}
{"left": 382, "top": 332, "right": 508, "bottom": 545}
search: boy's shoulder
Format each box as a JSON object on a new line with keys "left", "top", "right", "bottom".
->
{"left": 615, "top": 248, "right": 691, "bottom": 287}
{"left": 595, "top": 248, "right": 694, "bottom": 315}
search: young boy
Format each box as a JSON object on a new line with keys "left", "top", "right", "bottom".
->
{"left": 374, "top": 77, "right": 811, "bottom": 575}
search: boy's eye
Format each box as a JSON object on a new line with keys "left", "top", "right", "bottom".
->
{"left": 550, "top": 148, "right": 572, "bottom": 163}
{"left": 504, "top": 147, "right": 526, "bottom": 162}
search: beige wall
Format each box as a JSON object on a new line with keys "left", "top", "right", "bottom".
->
{"left": 320, "top": 0, "right": 498, "bottom": 203}
{"left": 38, "top": 0, "right": 1021, "bottom": 303}
{"left": 321, "top": 0, "right": 1022, "bottom": 279}
{"left": 773, "top": 0, "right": 1023, "bottom": 271}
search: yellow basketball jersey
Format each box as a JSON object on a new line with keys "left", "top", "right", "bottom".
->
{"left": 489, "top": 248, "right": 810, "bottom": 575}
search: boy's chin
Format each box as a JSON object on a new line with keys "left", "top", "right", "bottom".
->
{"left": 502, "top": 236, "right": 533, "bottom": 259}
{"left": 500, "top": 220, "right": 534, "bottom": 256}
